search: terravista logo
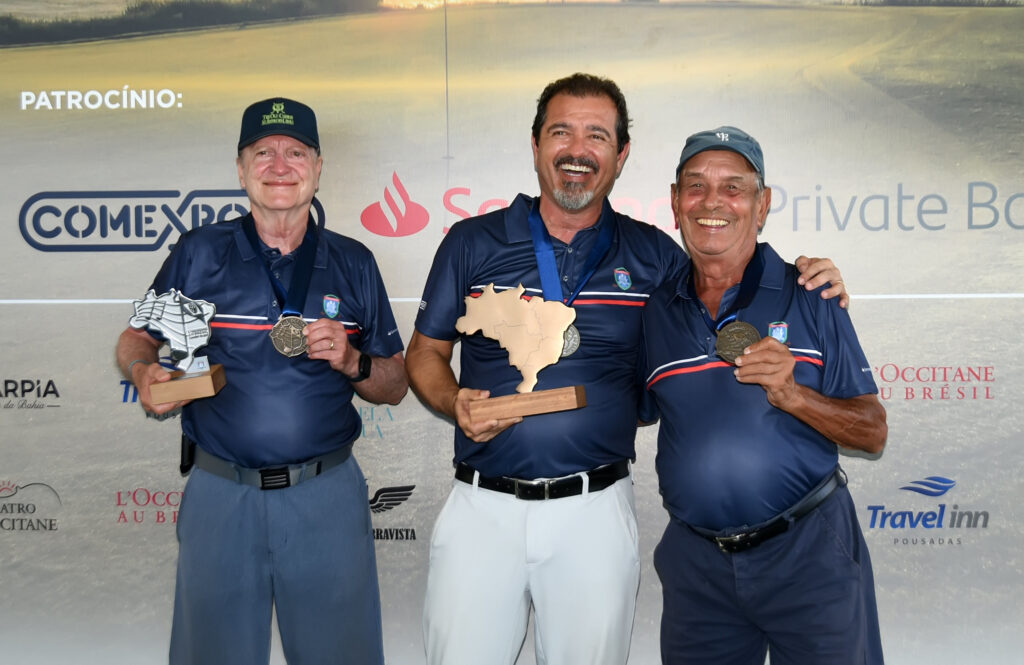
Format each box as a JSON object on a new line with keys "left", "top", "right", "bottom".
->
{"left": 865, "top": 476, "right": 990, "bottom": 547}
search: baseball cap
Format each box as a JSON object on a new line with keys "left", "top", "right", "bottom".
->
{"left": 237, "top": 98, "right": 319, "bottom": 151}
{"left": 675, "top": 126, "right": 764, "bottom": 179}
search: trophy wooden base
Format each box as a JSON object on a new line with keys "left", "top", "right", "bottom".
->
{"left": 150, "top": 364, "right": 226, "bottom": 404}
{"left": 468, "top": 385, "right": 586, "bottom": 421}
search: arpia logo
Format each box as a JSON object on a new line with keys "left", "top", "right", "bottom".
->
{"left": 865, "top": 476, "right": 989, "bottom": 532}
{"left": 19, "top": 190, "right": 251, "bottom": 252}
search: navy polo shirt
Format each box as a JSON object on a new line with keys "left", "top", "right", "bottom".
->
{"left": 148, "top": 214, "right": 403, "bottom": 468}
{"left": 416, "top": 193, "right": 688, "bottom": 479}
{"left": 642, "top": 243, "right": 877, "bottom": 530}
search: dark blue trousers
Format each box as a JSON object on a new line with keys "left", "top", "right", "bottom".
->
{"left": 655, "top": 487, "right": 883, "bottom": 665}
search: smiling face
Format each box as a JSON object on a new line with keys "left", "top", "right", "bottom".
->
{"left": 531, "top": 93, "right": 630, "bottom": 219}
{"left": 672, "top": 149, "right": 771, "bottom": 269}
{"left": 237, "top": 135, "right": 322, "bottom": 220}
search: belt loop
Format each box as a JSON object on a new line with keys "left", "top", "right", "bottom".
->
{"left": 579, "top": 470, "right": 590, "bottom": 495}
{"left": 472, "top": 469, "right": 480, "bottom": 492}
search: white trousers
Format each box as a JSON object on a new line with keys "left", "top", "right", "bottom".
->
{"left": 423, "top": 472, "right": 641, "bottom": 665}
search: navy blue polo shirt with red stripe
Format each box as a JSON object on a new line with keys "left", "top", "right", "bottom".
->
{"left": 415, "top": 193, "right": 688, "bottom": 479}
{"left": 148, "top": 214, "right": 403, "bottom": 468}
{"left": 642, "top": 242, "right": 877, "bottom": 530}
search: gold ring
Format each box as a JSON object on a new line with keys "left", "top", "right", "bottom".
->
{"left": 329, "top": 339, "right": 335, "bottom": 350}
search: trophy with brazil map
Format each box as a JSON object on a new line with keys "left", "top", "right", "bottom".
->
{"left": 128, "top": 289, "right": 226, "bottom": 404}
{"left": 455, "top": 283, "right": 586, "bottom": 421}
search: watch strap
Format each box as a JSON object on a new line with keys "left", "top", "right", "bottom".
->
{"left": 350, "top": 352, "right": 372, "bottom": 383}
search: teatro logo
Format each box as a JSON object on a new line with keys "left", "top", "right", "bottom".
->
{"left": 3, "top": 379, "right": 61, "bottom": 411}
{"left": 865, "top": 475, "right": 991, "bottom": 547}
{"left": 0, "top": 480, "right": 61, "bottom": 532}
{"left": 360, "top": 172, "right": 429, "bottom": 237}
{"left": 874, "top": 363, "right": 995, "bottom": 402}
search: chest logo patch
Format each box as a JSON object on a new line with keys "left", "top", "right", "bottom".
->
{"left": 322, "top": 294, "right": 341, "bottom": 319}
{"left": 768, "top": 321, "right": 789, "bottom": 344}
{"left": 613, "top": 267, "right": 632, "bottom": 291}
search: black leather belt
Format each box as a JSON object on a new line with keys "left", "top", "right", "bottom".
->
{"left": 455, "top": 460, "right": 630, "bottom": 500}
{"left": 191, "top": 444, "right": 352, "bottom": 491}
{"left": 693, "top": 467, "right": 847, "bottom": 554}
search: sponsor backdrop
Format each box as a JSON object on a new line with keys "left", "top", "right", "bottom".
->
{"left": 1, "top": 2, "right": 1022, "bottom": 664}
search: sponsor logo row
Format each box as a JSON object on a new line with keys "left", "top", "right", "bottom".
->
{"left": 1, "top": 475, "right": 994, "bottom": 550}
{"left": 0, "top": 364, "right": 991, "bottom": 414}
{"left": 17, "top": 177, "right": 1024, "bottom": 253}
{"left": 0, "top": 479, "right": 416, "bottom": 542}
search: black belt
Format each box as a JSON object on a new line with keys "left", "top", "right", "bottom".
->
{"left": 455, "top": 460, "right": 630, "bottom": 501}
{"left": 191, "top": 443, "right": 352, "bottom": 491}
{"left": 692, "top": 467, "right": 847, "bottom": 554}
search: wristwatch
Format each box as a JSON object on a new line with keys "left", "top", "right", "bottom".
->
{"left": 351, "top": 352, "right": 372, "bottom": 383}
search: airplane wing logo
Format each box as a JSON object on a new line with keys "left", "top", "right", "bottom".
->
{"left": 368, "top": 484, "right": 415, "bottom": 513}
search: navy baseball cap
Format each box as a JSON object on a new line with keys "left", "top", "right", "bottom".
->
{"left": 237, "top": 98, "right": 319, "bottom": 151}
{"left": 675, "top": 126, "right": 764, "bottom": 179}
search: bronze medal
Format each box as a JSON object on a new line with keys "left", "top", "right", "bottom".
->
{"left": 269, "top": 315, "right": 308, "bottom": 357}
{"left": 561, "top": 323, "right": 581, "bottom": 357}
{"left": 716, "top": 321, "right": 761, "bottom": 365}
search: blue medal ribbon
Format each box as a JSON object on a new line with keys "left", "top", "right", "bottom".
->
{"left": 527, "top": 198, "right": 615, "bottom": 306}
{"left": 241, "top": 214, "right": 319, "bottom": 318}
{"left": 687, "top": 243, "right": 766, "bottom": 332}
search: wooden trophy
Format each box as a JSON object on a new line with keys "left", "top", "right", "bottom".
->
{"left": 456, "top": 284, "right": 586, "bottom": 421}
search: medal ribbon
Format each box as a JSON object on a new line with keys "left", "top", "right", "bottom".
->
{"left": 527, "top": 198, "right": 615, "bottom": 306}
{"left": 687, "top": 243, "right": 765, "bottom": 332}
{"left": 241, "top": 214, "right": 319, "bottom": 318}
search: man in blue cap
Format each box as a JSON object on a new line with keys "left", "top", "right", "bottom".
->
{"left": 116, "top": 97, "right": 407, "bottom": 664}
{"left": 642, "top": 126, "right": 886, "bottom": 664}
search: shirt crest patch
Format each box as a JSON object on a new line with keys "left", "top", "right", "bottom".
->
{"left": 613, "top": 267, "right": 632, "bottom": 291}
{"left": 322, "top": 294, "right": 341, "bottom": 319}
{"left": 768, "top": 321, "right": 788, "bottom": 343}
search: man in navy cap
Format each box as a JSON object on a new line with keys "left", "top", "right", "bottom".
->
{"left": 116, "top": 97, "right": 407, "bottom": 664}
{"left": 642, "top": 126, "right": 886, "bottom": 664}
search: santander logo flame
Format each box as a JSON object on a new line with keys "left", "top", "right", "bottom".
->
{"left": 360, "top": 172, "right": 429, "bottom": 237}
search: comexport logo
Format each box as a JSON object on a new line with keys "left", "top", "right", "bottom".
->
{"left": 19, "top": 191, "right": 325, "bottom": 252}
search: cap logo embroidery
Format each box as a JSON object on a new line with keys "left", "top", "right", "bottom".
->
{"left": 716, "top": 131, "right": 730, "bottom": 142}
{"left": 262, "top": 102, "right": 295, "bottom": 127}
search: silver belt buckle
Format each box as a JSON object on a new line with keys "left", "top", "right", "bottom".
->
{"left": 714, "top": 533, "right": 748, "bottom": 553}
{"left": 513, "top": 477, "right": 550, "bottom": 500}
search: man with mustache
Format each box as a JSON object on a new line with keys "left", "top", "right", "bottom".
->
{"left": 406, "top": 74, "right": 847, "bottom": 665}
